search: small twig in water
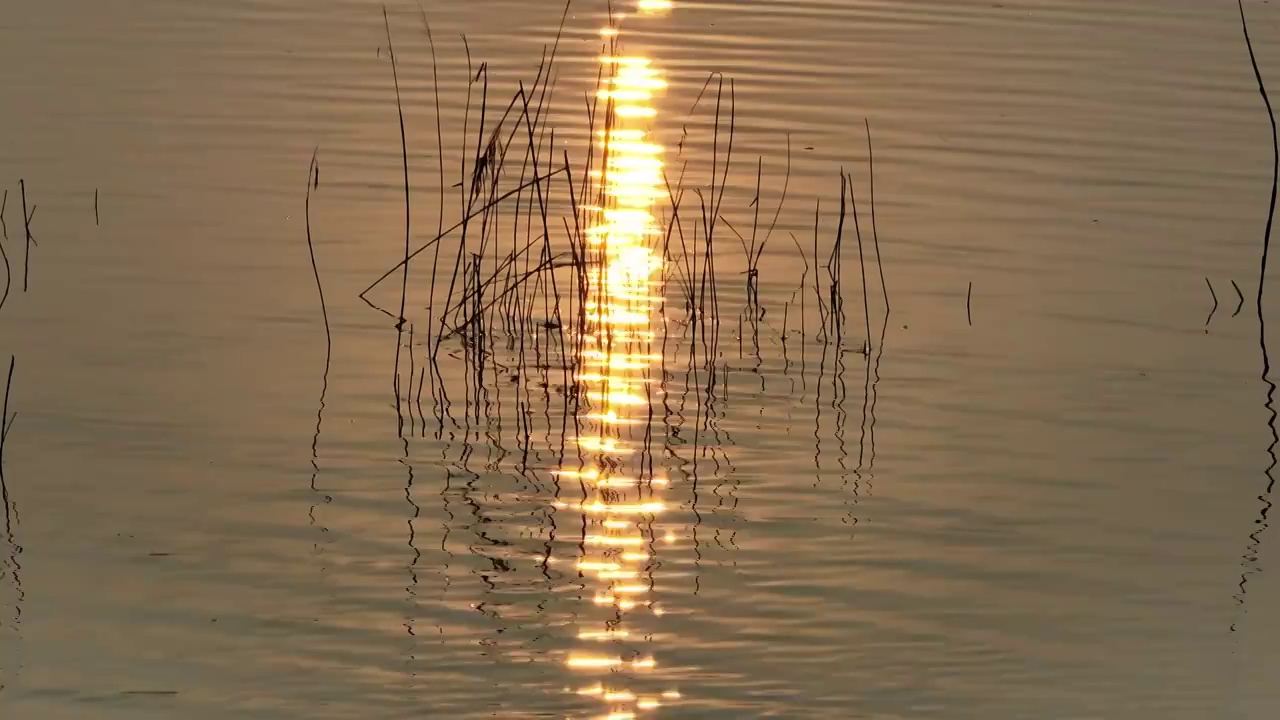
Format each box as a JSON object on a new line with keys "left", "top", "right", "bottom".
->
{"left": 1205, "top": 277, "right": 1219, "bottom": 328}
{"left": 966, "top": 282, "right": 973, "bottom": 326}
{"left": 1233, "top": 280, "right": 1246, "bottom": 318}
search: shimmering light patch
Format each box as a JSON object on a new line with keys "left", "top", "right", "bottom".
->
{"left": 567, "top": 655, "right": 623, "bottom": 670}
{"left": 584, "top": 390, "right": 647, "bottom": 406}
{"left": 566, "top": 655, "right": 653, "bottom": 672}
{"left": 577, "top": 436, "right": 633, "bottom": 453}
{"left": 553, "top": 469, "right": 600, "bottom": 480}
{"left": 579, "top": 629, "right": 631, "bottom": 640}
{"left": 586, "top": 535, "right": 645, "bottom": 547}
{"left": 575, "top": 501, "right": 665, "bottom": 515}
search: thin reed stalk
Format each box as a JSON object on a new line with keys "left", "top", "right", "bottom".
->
{"left": 382, "top": 7, "right": 412, "bottom": 437}
{"left": 305, "top": 149, "right": 330, "bottom": 358}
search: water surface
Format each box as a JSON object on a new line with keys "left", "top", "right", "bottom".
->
{"left": 0, "top": 0, "right": 1278, "bottom": 717}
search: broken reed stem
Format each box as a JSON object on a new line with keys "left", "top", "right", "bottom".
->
{"left": 360, "top": 170, "right": 566, "bottom": 301}
{"left": 1206, "top": 276, "right": 1219, "bottom": 327}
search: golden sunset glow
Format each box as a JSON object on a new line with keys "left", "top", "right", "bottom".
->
{"left": 561, "top": 2, "right": 679, "bottom": 716}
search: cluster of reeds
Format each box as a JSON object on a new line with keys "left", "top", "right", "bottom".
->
{"left": 324, "top": 8, "right": 891, "bottom": 466}
{"left": 0, "top": 179, "right": 38, "bottom": 314}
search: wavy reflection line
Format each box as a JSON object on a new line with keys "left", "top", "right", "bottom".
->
{"left": 1235, "top": 0, "right": 1279, "bottom": 631}
{"left": 306, "top": 343, "right": 330, "bottom": 560}
{"left": 401, "top": 435, "right": 421, "bottom": 670}
{"left": 438, "top": 445, "right": 456, "bottom": 639}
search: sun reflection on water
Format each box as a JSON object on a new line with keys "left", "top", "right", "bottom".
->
{"left": 562, "top": 2, "right": 677, "bottom": 717}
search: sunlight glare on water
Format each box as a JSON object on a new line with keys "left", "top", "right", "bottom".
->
{"left": 561, "top": 2, "right": 678, "bottom": 717}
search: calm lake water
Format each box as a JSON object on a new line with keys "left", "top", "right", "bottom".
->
{"left": 1, "top": 0, "right": 1279, "bottom": 717}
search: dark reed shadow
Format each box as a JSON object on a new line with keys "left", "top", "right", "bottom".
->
{"left": 1234, "top": 0, "right": 1279, "bottom": 632}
